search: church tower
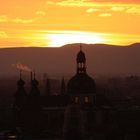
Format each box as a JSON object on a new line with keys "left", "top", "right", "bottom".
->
{"left": 30, "top": 71, "right": 40, "bottom": 96}
{"left": 28, "top": 71, "right": 40, "bottom": 109}
{"left": 67, "top": 45, "right": 96, "bottom": 105}
{"left": 14, "top": 70, "right": 27, "bottom": 110}
{"left": 77, "top": 45, "right": 86, "bottom": 74}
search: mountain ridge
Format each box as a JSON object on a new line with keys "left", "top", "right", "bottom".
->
{"left": 0, "top": 43, "right": 140, "bottom": 49}
{"left": 0, "top": 43, "right": 140, "bottom": 77}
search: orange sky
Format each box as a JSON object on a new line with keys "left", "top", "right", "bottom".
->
{"left": 0, "top": 0, "right": 140, "bottom": 47}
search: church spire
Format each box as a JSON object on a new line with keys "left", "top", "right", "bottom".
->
{"left": 30, "top": 71, "right": 39, "bottom": 87}
{"left": 30, "top": 71, "right": 40, "bottom": 96}
{"left": 76, "top": 44, "right": 86, "bottom": 74}
{"left": 17, "top": 70, "right": 25, "bottom": 87}
{"left": 14, "top": 70, "right": 26, "bottom": 109}
{"left": 29, "top": 71, "right": 40, "bottom": 109}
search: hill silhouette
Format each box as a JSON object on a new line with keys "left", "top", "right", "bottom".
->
{"left": 0, "top": 43, "right": 140, "bottom": 77}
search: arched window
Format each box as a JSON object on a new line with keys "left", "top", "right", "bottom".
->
{"left": 85, "top": 96, "right": 89, "bottom": 103}
{"left": 75, "top": 97, "right": 79, "bottom": 103}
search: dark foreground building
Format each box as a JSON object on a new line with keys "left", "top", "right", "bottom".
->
{"left": 13, "top": 46, "right": 140, "bottom": 140}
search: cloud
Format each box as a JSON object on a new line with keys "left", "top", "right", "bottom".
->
{"left": 46, "top": 0, "right": 140, "bottom": 17}
{"left": 110, "top": 6, "right": 125, "bottom": 11}
{"left": 86, "top": 0, "right": 140, "bottom": 4}
{"left": 46, "top": 0, "right": 140, "bottom": 7}
{"left": 46, "top": 0, "right": 96, "bottom": 7}
{"left": 86, "top": 8, "right": 99, "bottom": 13}
{"left": 99, "top": 13, "right": 112, "bottom": 17}
{"left": 12, "top": 18, "right": 33, "bottom": 24}
{"left": 126, "top": 7, "right": 140, "bottom": 14}
{"left": 109, "top": 5, "right": 140, "bottom": 15}
{"left": 46, "top": 1, "right": 55, "bottom": 5}
{"left": 0, "top": 15, "right": 8, "bottom": 23}
{"left": 36, "top": 11, "right": 46, "bottom": 16}
{"left": 0, "top": 15, "right": 34, "bottom": 24}
{"left": 0, "top": 31, "right": 8, "bottom": 38}
{"left": 45, "top": 0, "right": 140, "bottom": 17}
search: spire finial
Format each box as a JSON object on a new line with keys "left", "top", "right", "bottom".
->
{"left": 80, "top": 43, "right": 82, "bottom": 51}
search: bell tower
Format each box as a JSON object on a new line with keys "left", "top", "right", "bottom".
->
{"left": 76, "top": 45, "right": 86, "bottom": 74}
{"left": 67, "top": 44, "right": 96, "bottom": 105}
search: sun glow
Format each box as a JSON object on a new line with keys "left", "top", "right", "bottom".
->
{"left": 30, "top": 30, "right": 140, "bottom": 47}
{"left": 46, "top": 31, "right": 106, "bottom": 47}
{"left": 0, "top": 0, "right": 140, "bottom": 48}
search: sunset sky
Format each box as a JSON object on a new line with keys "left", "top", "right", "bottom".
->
{"left": 0, "top": 0, "right": 140, "bottom": 47}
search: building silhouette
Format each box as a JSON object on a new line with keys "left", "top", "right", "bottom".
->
{"left": 14, "top": 70, "right": 27, "bottom": 110}
{"left": 13, "top": 45, "right": 112, "bottom": 139}
{"left": 67, "top": 45, "right": 96, "bottom": 104}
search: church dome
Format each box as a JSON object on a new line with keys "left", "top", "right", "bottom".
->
{"left": 67, "top": 73, "right": 96, "bottom": 94}
{"left": 17, "top": 79, "right": 25, "bottom": 86}
{"left": 31, "top": 79, "right": 39, "bottom": 86}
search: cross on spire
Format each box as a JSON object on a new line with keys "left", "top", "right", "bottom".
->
{"left": 80, "top": 43, "right": 82, "bottom": 51}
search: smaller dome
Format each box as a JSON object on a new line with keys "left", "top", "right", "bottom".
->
{"left": 31, "top": 79, "right": 39, "bottom": 86}
{"left": 17, "top": 79, "right": 25, "bottom": 86}
{"left": 77, "top": 50, "right": 86, "bottom": 63}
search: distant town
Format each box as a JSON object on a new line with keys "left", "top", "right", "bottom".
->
{"left": 0, "top": 45, "right": 140, "bottom": 140}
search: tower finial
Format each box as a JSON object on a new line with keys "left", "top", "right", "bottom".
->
{"left": 80, "top": 43, "right": 82, "bottom": 51}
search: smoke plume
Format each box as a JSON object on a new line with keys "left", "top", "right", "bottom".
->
{"left": 12, "top": 62, "right": 32, "bottom": 72}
